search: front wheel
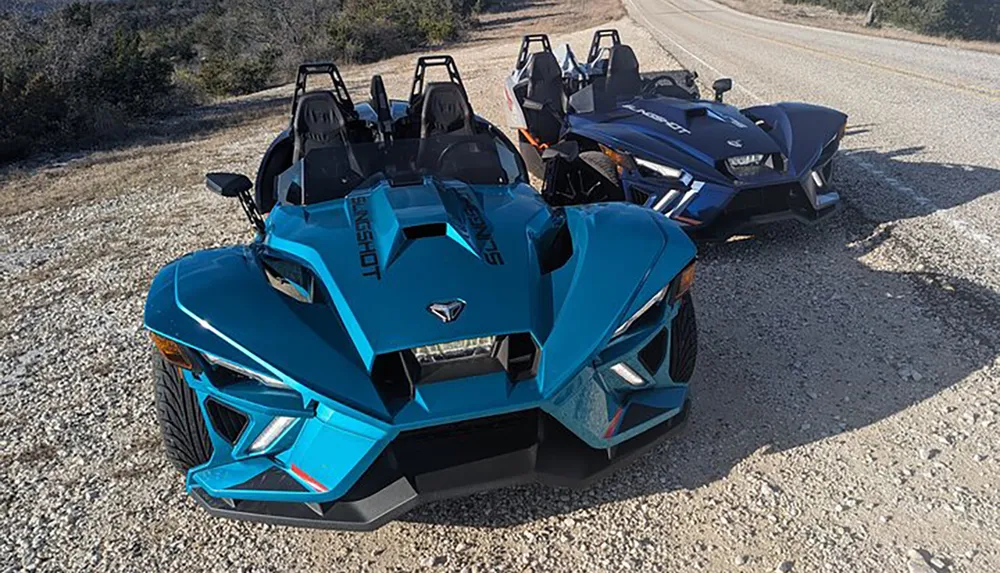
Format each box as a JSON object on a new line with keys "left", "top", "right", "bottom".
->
{"left": 669, "top": 293, "right": 698, "bottom": 383}
{"left": 153, "top": 353, "right": 213, "bottom": 472}
{"left": 544, "top": 150, "right": 626, "bottom": 206}
{"left": 577, "top": 151, "right": 626, "bottom": 203}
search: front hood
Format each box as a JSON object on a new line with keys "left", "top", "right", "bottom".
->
{"left": 265, "top": 179, "right": 549, "bottom": 365}
{"left": 148, "top": 179, "right": 693, "bottom": 419}
{"left": 570, "top": 97, "right": 782, "bottom": 180}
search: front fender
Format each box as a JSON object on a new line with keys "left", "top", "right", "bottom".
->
{"left": 539, "top": 203, "right": 696, "bottom": 396}
{"left": 143, "top": 246, "right": 389, "bottom": 419}
{"left": 743, "top": 103, "right": 847, "bottom": 176}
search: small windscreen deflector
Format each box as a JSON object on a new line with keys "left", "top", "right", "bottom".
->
{"left": 276, "top": 134, "right": 511, "bottom": 206}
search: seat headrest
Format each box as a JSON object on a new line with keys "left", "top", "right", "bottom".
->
{"left": 293, "top": 91, "right": 347, "bottom": 161}
{"left": 420, "top": 82, "right": 474, "bottom": 138}
{"left": 606, "top": 44, "right": 641, "bottom": 99}
{"left": 527, "top": 51, "right": 561, "bottom": 83}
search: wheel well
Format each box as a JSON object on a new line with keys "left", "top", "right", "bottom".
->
{"left": 563, "top": 134, "right": 601, "bottom": 153}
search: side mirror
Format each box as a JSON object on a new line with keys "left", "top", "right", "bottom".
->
{"left": 712, "top": 78, "right": 733, "bottom": 103}
{"left": 541, "top": 140, "right": 579, "bottom": 162}
{"left": 206, "top": 172, "right": 253, "bottom": 197}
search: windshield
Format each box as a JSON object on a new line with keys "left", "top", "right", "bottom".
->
{"left": 276, "top": 133, "right": 525, "bottom": 206}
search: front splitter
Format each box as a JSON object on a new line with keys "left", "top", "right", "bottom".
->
{"left": 191, "top": 402, "right": 690, "bottom": 531}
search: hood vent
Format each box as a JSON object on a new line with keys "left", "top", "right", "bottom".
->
{"left": 403, "top": 223, "right": 447, "bottom": 240}
{"left": 535, "top": 214, "right": 573, "bottom": 275}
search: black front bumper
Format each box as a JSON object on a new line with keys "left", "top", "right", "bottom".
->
{"left": 192, "top": 402, "right": 690, "bottom": 531}
{"left": 691, "top": 179, "right": 840, "bottom": 241}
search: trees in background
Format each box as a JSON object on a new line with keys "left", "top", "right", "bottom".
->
{"left": 784, "top": 0, "right": 1000, "bottom": 41}
{"left": 0, "top": 0, "right": 492, "bottom": 162}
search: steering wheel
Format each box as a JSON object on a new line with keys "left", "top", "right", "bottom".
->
{"left": 428, "top": 138, "right": 506, "bottom": 184}
{"left": 433, "top": 139, "right": 475, "bottom": 169}
{"left": 641, "top": 74, "right": 681, "bottom": 98}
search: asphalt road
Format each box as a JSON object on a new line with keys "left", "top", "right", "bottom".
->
{"left": 629, "top": 0, "right": 1000, "bottom": 287}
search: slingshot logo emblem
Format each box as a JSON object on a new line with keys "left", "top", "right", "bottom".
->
{"left": 428, "top": 300, "right": 466, "bottom": 323}
{"left": 727, "top": 139, "right": 744, "bottom": 148}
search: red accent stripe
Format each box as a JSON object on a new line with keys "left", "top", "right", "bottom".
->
{"left": 290, "top": 464, "right": 328, "bottom": 493}
{"left": 603, "top": 406, "right": 625, "bottom": 439}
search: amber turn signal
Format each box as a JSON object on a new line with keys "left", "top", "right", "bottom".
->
{"left": 150, "top": 332, "right": 194, "bottom": 371}
{"left": 600, "top": 145, "right": 636, "bottom": 171}
{"left": 674, "top": 263, "right": 696, "bottom": 300}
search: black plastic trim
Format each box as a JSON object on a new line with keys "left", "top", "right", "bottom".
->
{"left": 231, "top": 467, "right": 308, "bottom": 492}
{"left": 205, "top": 399, "right": 249, "bottom": 445}
{"left": 190, "top": 402, "right": 690, "bottom": 531}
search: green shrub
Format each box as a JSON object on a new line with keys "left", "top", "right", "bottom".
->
{"left": 784, "top": 0, "right": 1000, "bottom": 41}
{"left": 197, "top": 49, "right": 280, "bottom": 97}
{"left": 327, "top": 0, "right": 475, "bottom": 63}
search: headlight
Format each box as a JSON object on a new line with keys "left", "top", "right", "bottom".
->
{"left": 611, "top": 262, "right": 696, "bottom": 340}
{"left": 204, "top": 353, "right": 291, "bottom": 390}
{"left": 611, "top": 363, "right": 646, "bottom": 386}
{"left": 412, "top": 337, "right": 496, "bottom": 365}
{"left": 612, "top": 285, "right": 670, "bottom": 339}
{"left": 726, "top": 154, "right": 766, "bottom": 169}
{"left": 635, "top": 157, "right": 684, "bottom": 179}
{"left": 248, "top": 416, "right": 297, "bottom": 453}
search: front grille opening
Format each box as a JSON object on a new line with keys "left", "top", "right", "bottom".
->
{"left": 493, "top": 333, "right": 540, "bottom": 382}
{"left": 638, "top": 328, "right": 668, "bottom": 375}
{"left": 630, "top": 187, "right": 651, "bottom": 207}
{"left": 371, "top": 351, "right": 419, "bottom": 411}
{"left": 394, "top": 411, "right": 539, "bottom": 475}
{"left": 339, "top": 410, "right": 541, "bottom": 502}
{"left": 725, "top": 184, "right": 804, "bottom": 216}
{"left": 205, "top": 399, "right": 249, "bottom": 445}
{"left": 403, "top": 223, "right": 447, "bottom": 239}
{"left": 371, "top": 333, "right": 540, "bottom": 410}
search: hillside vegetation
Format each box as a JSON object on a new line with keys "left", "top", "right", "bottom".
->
{"left": 0, "top": 0, "right": 490, "bottom": 162}
{"left": 783, "top": 0, "right": 999, "bottom": 41}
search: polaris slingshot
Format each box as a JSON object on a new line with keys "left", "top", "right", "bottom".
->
{"left": 504, "top": 30, "right": 848, "bottom": 240}
{"left": 145, "top": 58, "right": 699, "bottom": 530}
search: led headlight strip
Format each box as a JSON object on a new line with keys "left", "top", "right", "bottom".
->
{"left": 612, "top": 285, "right": 670, "bottom": 339}
{"left": 636, "top": 157, "right": 683, "bottom": 179}
{"left": 203, "top": 353, "right": 291, "bottom": 390}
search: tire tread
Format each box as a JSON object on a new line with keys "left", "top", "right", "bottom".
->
{"left": 153, "top": 353, "right": 213, "bottom": 471}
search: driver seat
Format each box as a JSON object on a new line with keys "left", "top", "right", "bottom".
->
{"left": 605, "top": 44, "right": 642, "bottom": 100}
{"left": 290, "top": 91, "right": 363, "bottom": 203}
{"left": 524, "top": 51, "right": 565, "bottom": 145}
{"left": 293, "top": 91, "right": 355, "bottom": 161}
{"left": 419, "top": 82, "right": 475, "bottom": 138}
{"left": 417, "top": 82, "right": 504, "bottom": 183}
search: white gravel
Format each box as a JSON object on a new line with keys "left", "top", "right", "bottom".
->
{"left": 2, "top": 10, "right": 1000, "bottom": 573}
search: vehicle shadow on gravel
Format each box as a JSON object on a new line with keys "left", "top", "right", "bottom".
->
{"left": 404, "top": 155, "right": 1000, "bottom": 528}
{"left": 842, "top": 146, "right": 1000, "bottom": 217}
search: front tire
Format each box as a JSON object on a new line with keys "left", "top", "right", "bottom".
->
{"left": 577, "top": 151, "right": 625, "bottom": 203}
{"left": 669, "top": 293, "right": 697, "bottom": 383}
{"left": 153, "top": 353, "right": 213, "bottom": 471}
